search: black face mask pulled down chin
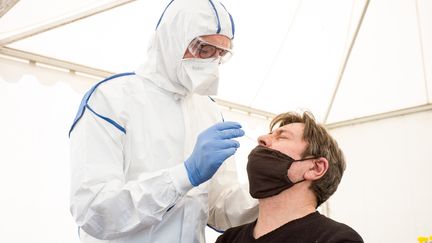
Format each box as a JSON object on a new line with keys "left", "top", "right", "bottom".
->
{"left": 246, "top": 145, "right": 312, "bottom": 199}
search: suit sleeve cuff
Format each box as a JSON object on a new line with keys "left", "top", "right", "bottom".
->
{"left": 169, "top": 163, "right": 194, "bottom": 195}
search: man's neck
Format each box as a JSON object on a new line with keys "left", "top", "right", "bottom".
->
{"left": 253, "top": 186, "right": 316, "bottom": 239}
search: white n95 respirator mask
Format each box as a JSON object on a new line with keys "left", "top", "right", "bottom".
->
{"left": 177, "top": 58, "right": 220, "bottom": 95}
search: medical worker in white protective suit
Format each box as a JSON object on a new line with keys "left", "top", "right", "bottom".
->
{"left": 69, "top": 0, "right": 258, "bottom": 242}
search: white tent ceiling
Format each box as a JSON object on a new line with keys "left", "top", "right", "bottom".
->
{"left": 1, "top": 0, "right": 431, "bottom": 123}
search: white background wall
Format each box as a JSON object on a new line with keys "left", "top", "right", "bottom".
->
{"left": 1, "top": 57, "right": 431, "bottom": 242}
{"left": 0, "top": 57, "right": 90, "bottom": 243}
{"left": 328, "top": 110, "right": 432, "bottom": 243}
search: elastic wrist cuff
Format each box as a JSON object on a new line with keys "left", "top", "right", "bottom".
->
{"left": 169, "top": 163, "right": 194, "bottom": 195}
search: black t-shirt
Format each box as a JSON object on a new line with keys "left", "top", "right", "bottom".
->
{"left": 215, "top": 211, "right": 363, "bottom": 243}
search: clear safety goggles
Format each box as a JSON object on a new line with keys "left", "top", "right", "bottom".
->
{"left": 187, "top": 37, "right": 233, "bottom": 63}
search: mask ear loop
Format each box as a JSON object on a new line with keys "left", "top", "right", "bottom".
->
{"left": 289, "top": 157, "right": 319, "bottom": 184}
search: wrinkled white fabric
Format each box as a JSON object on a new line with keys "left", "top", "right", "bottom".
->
{"left": 177, "top": 58, "right": 220, "bottom": 95}
{"left": 69, "top": 0, "right": 257, "bottom": 243}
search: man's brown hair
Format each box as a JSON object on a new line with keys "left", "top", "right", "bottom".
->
{"left": 269, "top": 111, "right": 346, "bottom": 207}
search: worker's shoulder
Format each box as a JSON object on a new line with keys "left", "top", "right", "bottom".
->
{"left": 68, "top": 72, "right": 136, "bottom": 137}
{"left": 85, "top": 72, "right": 145, "bottom": 108}
{"left": 89, "top": 72, "right": 136, "bottom": 97}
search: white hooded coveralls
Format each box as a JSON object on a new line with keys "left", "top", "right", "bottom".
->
{"left": 69, "top": 0, "right": 257, "bottom": 242}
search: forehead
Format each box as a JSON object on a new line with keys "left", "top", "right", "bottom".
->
{"left": 199, "top": 34, "right": 231, "bottom": 48}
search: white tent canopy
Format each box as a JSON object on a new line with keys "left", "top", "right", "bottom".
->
{"left": 2, "top": 0, "right": 431, "bottom": 122}
{"left": 1, "top": 0, "right": 431, "bottom": 242}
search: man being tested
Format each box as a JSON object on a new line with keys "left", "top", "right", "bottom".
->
{"left": 69, "top": 0, "right": 257, "bottom": 242}
{"left": 216, "top": 111, "right": 363, "bottom": 243}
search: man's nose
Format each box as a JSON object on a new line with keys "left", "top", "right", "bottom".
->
{"left": 257, "top": 134, "right": 271, "bottom": 147}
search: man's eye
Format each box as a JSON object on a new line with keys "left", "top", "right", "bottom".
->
{"left": 201, "top": 49, "right": 210, "bottom": 55}
{"left": 201, "top": 45, "right": 214, "bottom": 52}
{"left": 278, "top": 136, "right": 288, "bottom": 140}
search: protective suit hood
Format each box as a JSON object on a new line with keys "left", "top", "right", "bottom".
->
{"left": 135, "top": 0, "right": 235, "bottom": 98}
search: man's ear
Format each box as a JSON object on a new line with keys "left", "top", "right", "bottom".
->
{"left": 305, "top": 157, "right": 329, "bottom": 180}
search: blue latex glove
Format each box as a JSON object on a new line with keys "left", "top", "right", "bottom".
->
{"left": 184, "top": 121, "right": 245, "bottom": 186}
